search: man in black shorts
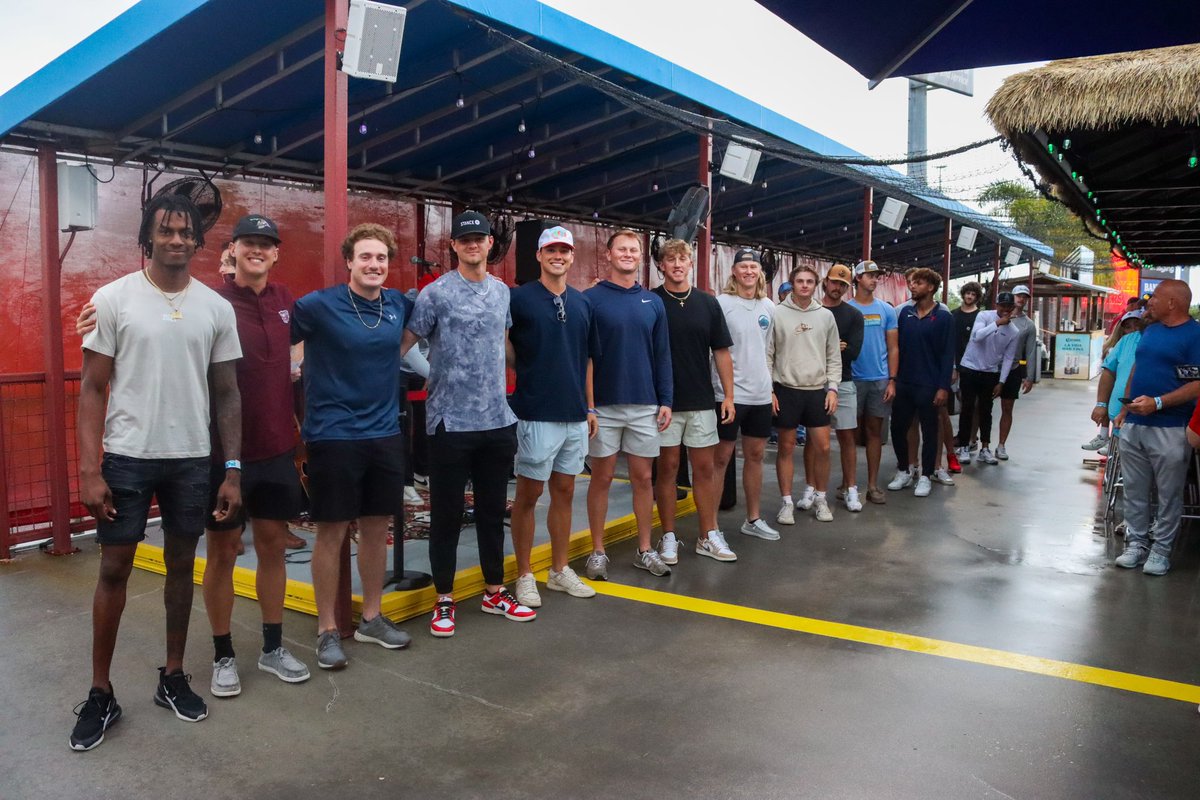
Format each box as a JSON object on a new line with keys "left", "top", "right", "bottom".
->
{"left": 291, "top": 223, "right": 415, "bottom": 668}
{"left": 72, "top": 194, "right": 242, "bottom": 750}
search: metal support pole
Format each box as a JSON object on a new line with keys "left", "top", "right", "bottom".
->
{"left": 942, "top": 218, "right": 952, "bottom": 304}
{"left": 0, "top": 392, "right": 10, "bottom": 560}
{"left": 696, "top": 132, "right": 713, "bottom": 292}
{"left": 37, "top": 146, "right": 77, "bottom": 557}
{"left": 991, "top": 241, "right": 1002, "bottom": 303}
{"left": 325, "top": 0, "right": 353, "bottom": 636}
{"left": 861, "top": 187, "right": 874, "bottom": 261}
{"left": 907, "top": 80, "right": 928, "bottom": 185}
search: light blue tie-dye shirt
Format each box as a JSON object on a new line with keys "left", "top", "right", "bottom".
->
{"left": 407, "top": 271, "right": 518, "bottom": 434}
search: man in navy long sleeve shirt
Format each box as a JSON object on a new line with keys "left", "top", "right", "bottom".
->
{"left": 583, "top": 230, "right": 674, "bottom": 579}
{"left": 888, "top": 268, "right": 955, "bottom": 497}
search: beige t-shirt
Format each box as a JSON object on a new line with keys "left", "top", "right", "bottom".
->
{"left": 82, "top": 270, "right": 241, "bottom": 459}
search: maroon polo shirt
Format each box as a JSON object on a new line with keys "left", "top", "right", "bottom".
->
{"left": 213, "top": 280, "right": 297, "bottom": 462}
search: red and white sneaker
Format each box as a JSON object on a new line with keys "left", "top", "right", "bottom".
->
{"left": 480, "top": 587, "right": 537, "bottom": 622}
{"left": 429, "top": 600, "right": 456, "bottom": 638}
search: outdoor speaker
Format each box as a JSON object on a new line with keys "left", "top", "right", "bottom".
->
{"left": 341, "top": 0, "right": 407, "bottom": 83}
{"left": 956, "top": 226, "right": 978, "bottom": 251}
{"left": 1005, "top": 246, "right": 1022, "bottom": 266}
{"left": 58, "top": 164, "right": 97, "bottom": 232}
{"left": 876, "top": 197, "right": 909, "bottom": 231}
{"left": 515, "top": 219, "right": 559, "bottom": 285}
{"left": 719, "top": 141, "right": 762, "bottom": 184}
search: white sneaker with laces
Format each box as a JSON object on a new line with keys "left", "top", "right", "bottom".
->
{"left": 696, "top": 530, "right": 737, "bottom": 562}
{"left": 931, "top": 469, "right": 955, "bottom": 486}
{"left": 403, "top": 486, "right": 423, "bottom": 505}
{"left": 979, "top": 447, "right": 998, "bottom": 465}
{"left": 514, "top": 573, "right": 541, "bottom": 608}
{"left": 913, "top": 476, "right": 932, "bottom": 497}
{"left": 813, "top": 497, "right": 833, "bottom": 522}
{"left": 1081, "top": 433, "right": 1108, "bottom": 451}
{"left": 658, "top": 532, "right": 679, "bottom": 565}
{"left": 547, "top": 566, "right": 596, "bottom": 598}
{"left": 740, "top": 518, "right": 780, "bottom": 540}
{"left": 776, "top": 502, "right": 795, "bottom": 526}
{"left": 843, "top": 486, "right": 863, "bottom": 512}
{"left": 996, "top": 444, "right": 1009, "bottom": 460}
{"left": 795, "top": 486, "right": 816, "bottom": 510}
{"left": 887, "top": 470, "right": 913, "bottom": 491}
{"left": 957, "top": 446, "right": 972, "bottom": 465}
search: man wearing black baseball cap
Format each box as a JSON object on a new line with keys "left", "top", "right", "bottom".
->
{"left": 955, "top": 291, "right": 1020, "bottom": 466}
{"left": 403, "top": 210, "right": 533, "bottom": 638}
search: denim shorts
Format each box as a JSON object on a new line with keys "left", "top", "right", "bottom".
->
{"left": 97, "top": 453, "right": 211, "bottom": 545}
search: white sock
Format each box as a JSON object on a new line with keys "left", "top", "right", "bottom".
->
{"left": 814, "top": 491, "right": 826, "bottom": 500}
{"left": 781, "top": 494, "right": 793, "bottom": 506}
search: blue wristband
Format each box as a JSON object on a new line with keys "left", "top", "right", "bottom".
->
{"left": 1154, "top": 396, "right": 1163, "bottom": 411}
{"left": 224, "top": 459, "right": 242, "bottom": 471}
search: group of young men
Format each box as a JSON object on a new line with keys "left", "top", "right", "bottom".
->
{"left": 66, "top": 195, "right": 1043, "bottom": 752}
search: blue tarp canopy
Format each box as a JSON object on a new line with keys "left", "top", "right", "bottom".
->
{"left": 756, "top": 0, "right": 1200, "bottom": 84}
{"left": 0, "top": 0, "right": 1051, "bottom": 274}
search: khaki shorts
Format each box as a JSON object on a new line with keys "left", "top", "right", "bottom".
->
{"left": 588, "top": 404, "right": 661, "bottom": 458}
{"left": 660, "top": 408, "right": 719, "bottom": 448}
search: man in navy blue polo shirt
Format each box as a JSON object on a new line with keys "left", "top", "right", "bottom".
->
{"left": 507, "top": 226, "right": 600, "bottom": 608}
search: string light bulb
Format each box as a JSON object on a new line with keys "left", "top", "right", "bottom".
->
{"left": 1063, "top": 138, "right": 1072, "bottom": 149}
{"left": 455, "top": 93, "right": 465, "bottom": 109}
{"left": 515, "top": 171, "right": 522, "bottom": 181}
{"left": 253, "top": 131, "right": 263, "bottom": 145}
{"left": 359, "top": 122, "right": 368, "bottom": 135}
{"left": 505, "top": 193, "right": 513, "bottom": 203}
{"left": 1189, "top": 149, "right": 1199, "bottom": 169}
{"left": 518, "top": 118, "right": 526, "bottom": 133}
{"left": 747, "top": 207, "right": 754, "bottom": 218}
{"left": 527, "top": 146, "right": 536, "bottom": 159}
{"left": 652, "top": 182, "right": 659, "bottom": 192}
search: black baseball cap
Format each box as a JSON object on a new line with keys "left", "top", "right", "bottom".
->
{"left": 996, "top": 291, "right": 1016, "bottom": 305}
{"left": 231, "top": 214, "right": 281, "bottom": 243}
{"left": 451, "top": 210, "right": 491, "bottom": 239}
{"left": 732, "top": 248, "right": 761, "bottom": 264}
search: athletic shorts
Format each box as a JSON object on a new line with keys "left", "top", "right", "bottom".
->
{"left": 854, "top": 379, "right": 892, "bottom": 419}
{"left": 716, "top": 402, "right": 773, "bottom": 441}
{"left": 206, "top": 450, "right": 304, "bottom": 532}
{"left": 305, "top": 434, "right": 404, "bottom": 522}
{"left": 1000, "top": 364, "right": 1027, "bottom": 401}
{"left": 515, "top": 419, "right": 589, "bottom": 481}
{"left": 96, "top": 454, "right": 209, "bottom": 545}
{"left": 589, "top": 404, "right": 660, "bottom": 459}
{"left": 661, "top": 408, "right": 719, "bottom": 448}
{"left": 832, "top": 381, "right": 858, "bottom": 430}
{"left": 772, "top": 384, "right": 831, "bottom": 430}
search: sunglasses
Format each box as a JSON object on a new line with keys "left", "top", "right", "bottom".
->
{"left": 553, "top": 294, "right": 566, "bottom": 323}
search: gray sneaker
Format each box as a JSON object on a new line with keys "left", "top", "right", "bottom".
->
{"left": 740, "top": 518, "right": 780, "bottom": 541}
{"left": 1143, "top": 551, "right": 1170, "bottom": 576}
{"left": 634, "top": 548, "right": 671, "bottom": 577}
{"left": 585, "top": 551, "right": 610, "bottom": 581}
{"left": 354, "top": 614, "right": 412, "bottom": 650}
{"left": 1114, "top": 545, "right": 1148, "bottom": 569}
{"left": 258, "top": 647, "right": 311, "bottom": 683}
{"left": 316, "top": 631, "right": 347, "bottom": 670}
{"left": 210, "top": 657, "right": 241, "bottom": 698}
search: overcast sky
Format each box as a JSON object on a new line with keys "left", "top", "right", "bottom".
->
{"left": 0, "top": 0, "right": 1037, "bottom": 211}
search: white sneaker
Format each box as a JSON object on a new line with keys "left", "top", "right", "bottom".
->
{"left": 514, "top": 573, "right": 541, "bottom": 608}
{"left": 776, "top": 502, "right": 795, "bottom": 526}
{"left": 843, "top": 486, "right": 863, "bottom": 512}
{"left": 546, "top": 566, "right": 596, "bottom": 598}
{"left": 1081, "top": 433, "right": 1108, "bottom": 451}
{"left": 658, "top": 532, "right": 679, "bottom": 565}
{"left": 403, "top": 485, "right": 423, "bottom": 505}
{"left": 957, "top": 446, "right": 972, "bottom": 465}
{"left": 931, "top": 468, "right": 955, "bottom": 486}
{"left": 795, "top": 485, "right": 816, "bottom": 510}
{"left": 696, "top": 530, "right": 737, "bottom": 562}
{"left": 913, "top": 476, "right": 932, "bottom": 497}
{"left": 887, "top": 470, "right": 913, "bottom": 491}
{"left": 996, "top": 444, "right": 1009, "bottom": 460}
{"left": 979, "top": 447, "right": 998, "bottom": 465}
{"left": 211, "top": 657, "right": 241, "bottom": 698}
{"left": 813, "top": 497, "right": 833, "bottom": 522}
{"left": 740, "top": 518, "right": 780, "bottom": 540}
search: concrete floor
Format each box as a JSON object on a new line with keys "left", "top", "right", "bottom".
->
{"left": 3, "top": 377, "right": 1199, "bottom": 800}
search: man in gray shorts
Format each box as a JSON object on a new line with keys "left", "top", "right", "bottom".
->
{"left": 820, "top": 265, "right": 864, "bottom": 512}
{"left": 584, "top": 230, "right": 673, "bottom": 578}
{"left": 848, "top": 261, "right": 898, "bottom": 505}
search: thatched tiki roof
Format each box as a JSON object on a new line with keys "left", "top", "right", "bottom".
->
{"left": 985, "top": 45, "right": 1200, "bottom": 270}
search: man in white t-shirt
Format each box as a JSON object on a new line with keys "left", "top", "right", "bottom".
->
{"left": 70, "top": 195, "right": 242, "bottom": 751}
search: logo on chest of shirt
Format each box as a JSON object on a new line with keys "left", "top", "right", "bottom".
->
{"left": 758, "top": 314, "right": 770, "bottom": 331}
{"left": 863, "top": 313, "right": 881, "bottom": 327}
{"left": 794, "top": 322, "right": 812, "bottom": 334}
{"left": 277, "top": 309, "right": 290, "bottom": 324}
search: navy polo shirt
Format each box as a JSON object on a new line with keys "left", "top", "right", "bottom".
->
{"left": 508, "top": 281, "right": 600, "bottom": 422}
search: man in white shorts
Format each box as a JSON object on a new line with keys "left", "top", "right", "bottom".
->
{"left": 819, "top": 265, "right": 864, "bottom": 512}
{"left": 584, "top": 230, "right": 673, "bottom": 578}
{"left": 651, "top": 239, "right": 735, "bottom": 565}
{"left": 508, "top": 226, "right": 599, "bottom": 607}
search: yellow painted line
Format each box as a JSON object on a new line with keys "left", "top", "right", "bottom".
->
{"left": 580, "top": 580, "right": 1200, "bottom": 705}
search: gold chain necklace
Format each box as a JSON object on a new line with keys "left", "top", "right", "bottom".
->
{"left": 347, "top": 284, "right": 384, "bottom": 329}
{"left": 662, "top": 285, "right": 692, "bottom": 307}
{"left": 143, "top": 269, "right": 191, "bottom": 320}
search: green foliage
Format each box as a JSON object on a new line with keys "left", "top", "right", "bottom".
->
{"left": 979, "top": 180, "right": 1115, "bottom": 286}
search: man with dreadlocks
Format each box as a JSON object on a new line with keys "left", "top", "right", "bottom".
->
{"left": 71, "top": 194, "right": 243, "bottom": 750}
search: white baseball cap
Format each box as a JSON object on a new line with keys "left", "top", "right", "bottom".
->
{"left": 1013, "top": 285, "right": 1031, "bottom": 296}
{"left": 537, "top": 225, "right": 574, "bottom": 250}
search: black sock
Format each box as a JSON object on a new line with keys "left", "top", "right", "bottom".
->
{"left": 213, "top": 633, "right": 235, "bottom": 661}
{"left": 262, "top": 623, "right": 283, "bottom": 654}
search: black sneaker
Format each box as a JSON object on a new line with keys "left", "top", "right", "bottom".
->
{"left": 69, "top": 686, "right": 122, "bottom": 751}
{"left": 154, "top": 668, "right": 208, "bottom": 722}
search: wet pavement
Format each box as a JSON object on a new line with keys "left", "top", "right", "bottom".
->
{"left": 2, "top": 377, "right": 1198, "bottom": 799}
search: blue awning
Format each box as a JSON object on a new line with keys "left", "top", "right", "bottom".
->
{"left": 0, "top": 0, "right": 1052, "bottom": 273}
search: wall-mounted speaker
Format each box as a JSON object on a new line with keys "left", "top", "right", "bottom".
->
{"left": 876, "top": 197, "right": 909, "bottom": 231}
{"left": 341, "top": 0, "right": 407, "bottom": 83}
{"left": 956, "top": 226, "right": 978, "bottom": 251}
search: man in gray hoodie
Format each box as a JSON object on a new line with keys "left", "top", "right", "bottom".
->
{"left": 767, "top": 264, "right": 841, "bottom": 524}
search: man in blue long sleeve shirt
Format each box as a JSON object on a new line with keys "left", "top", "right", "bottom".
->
{"left": 888, "top": 268, "right": 955, "bottom": 497}
{"left": 584, "top": 230, "right": 674, "bottom": 579}
{"left": 956, "top": 292, "right": 1020, "bottom": 465}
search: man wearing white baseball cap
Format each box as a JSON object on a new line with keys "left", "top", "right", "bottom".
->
{"left": 507, "top": 225, "right": 600, "bottom": 608}
{"left": 995, "top": 284, "right": 1039, "bottom": 460}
